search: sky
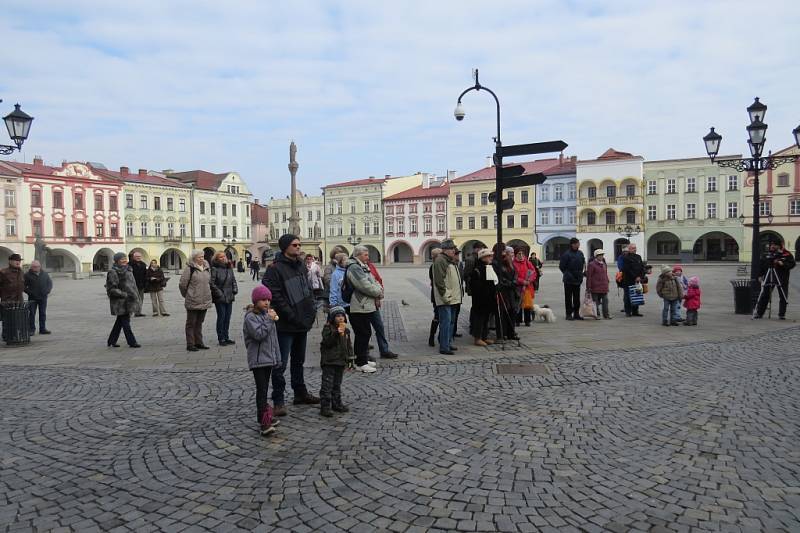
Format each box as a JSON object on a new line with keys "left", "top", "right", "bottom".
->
{"left": 2, "top": 0, "right": 799, "bottom": 201}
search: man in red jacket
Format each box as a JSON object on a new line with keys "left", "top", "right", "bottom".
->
{"left": 586, "top": 249, "right": 612, "bottom": 319}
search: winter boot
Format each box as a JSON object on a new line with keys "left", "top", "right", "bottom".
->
{"left": 332, "top": 397, "right": 349, "bottom": 413}
{"left": 320, "top": 401, "right": 334, "bottom": 418}
{"left": 662, "top": 321, "right": 669, "bottom": 326}
{"left": 428, "top": 320, "right": 438, "bottom": 347}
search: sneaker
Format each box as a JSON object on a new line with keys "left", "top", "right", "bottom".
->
{"left": 779, "top": 316, "right": 786, "bottom": 320}
{"left": 162, "top": 313, "right": 170, "bottom": 316}
{"left": 357, "top": 364, "right": 377, "bottom": 373}
{"left": 380, "top": 351, "right": 399, "bottom": 359}
{"left": 366, "top": 361, "right": 378, "bottom": 367}
{"left": 273, "top": 405, "right": 288, "bottom": 417}
{"left": 260, "top": 425, "right": 276, "bottom": 436}
{"left": 293, "top": 394, "right": 321, "bottom": 405}
{"left": 225, "top": 339, "right": 236, "bottom": 345}
{"left": 187, "top": 345, "right": 199, "bottom": 352}
{"left": 153, "top": 313, "right": 159, "bottom": 317}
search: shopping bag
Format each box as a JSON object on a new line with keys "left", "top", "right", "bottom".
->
{"left": 521, "top": 287, "right": 534, "bottom": 310}
{"left": 641, "top": 283, "right": 649, "bottom": 294}
{"left": 628, "top": 285, "right": 645, "bottom": 306}
{"left": 580, "top": 292, "right": 597, "bottom": 318}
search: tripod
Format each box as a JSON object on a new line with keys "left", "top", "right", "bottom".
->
{"left": 495, "top": 292, "right": 521, "bottom": 351}
{"left": 753, "top": 266, "right": 789, "bottom": 319}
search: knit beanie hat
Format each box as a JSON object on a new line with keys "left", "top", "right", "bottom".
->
{"left": 278, "top": 234, "right": 299, "bottom": 252}
{"left": 328, "top": 306, "right": 347, "bottom": 323}
{"left": 113, "top": 252, "right": 127, "bottom": 263}
{"left": 252, "top": 285, "right": 272, "bottom": 303}
{"left": 661, "top": 265, "right": 672, "bottom": 274}
{"left": 688, "top": 276, "right": 699, "bottom": 287}
{"left": 672, "top": 264, "right": 683, "bottom": 272}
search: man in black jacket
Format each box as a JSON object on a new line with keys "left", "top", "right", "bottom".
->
{"left": 262, "top": 234, "right": 320, "bottom": 416}
{"left": 129, "top": 251, "right": 147, "bottom": 317}
{"left": 559, "top": 238, "right": 586, "bottom": 320}
{"left": 755, "top": 240, "right": 796, "bottom": 319}
{"left": 621, "top": 243, "right": 645, "bottom": 317}
{"left": 24, "top": 260, "right": 53, "bottom": 334}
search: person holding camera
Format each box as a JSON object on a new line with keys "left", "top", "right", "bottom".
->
{"left": 755, "top": 240, "right": 796, "bottom": 319}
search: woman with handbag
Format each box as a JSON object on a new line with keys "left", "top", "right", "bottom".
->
{"left": 179, "top": 250, "right": 214, "bottom": 352}
{"left": 144, "top": 259, "right": 170, "bottom": 317}
{"left": 513, "top": 248, "right": 536, "bottom": 326}
{"left": 586, "top": 249, "right": 611, "bottom": 319}
{"left": 105, "top": 253, "right": 142, "bottom": 348}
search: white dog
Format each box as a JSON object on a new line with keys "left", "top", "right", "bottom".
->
{"left": 532, "top": 304, "right": 556, "bottom": 323}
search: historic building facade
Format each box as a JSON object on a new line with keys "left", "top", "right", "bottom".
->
{"left": 449, "top": 159, "right": 558, "bottom": 258}
{"left": 247, "top": 199, "right": 270, "bottom": 265}
{"left": 167, "top": 170, "right": 253, "bottom": 264}
{"left": 576, "top": 149, "right": 645, "bottom": 260}
{"left": 643, "top": 156, "right": 745, "bottom": 264}
{"left": 267, "top": 190, "right": 324, "bottom": 260}
{"left": 0, "top": 161, "right": 26, "bottom": 265}
{"left": 536, "top": 156, "right": 577, "bottom": 260}
{"left": 383, "top": 173, "right": 449, "bottom": 264}
{"left": 0, "top": 158, "right": 125, "bottom": 274}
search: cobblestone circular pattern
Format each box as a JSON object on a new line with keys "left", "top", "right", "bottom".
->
{"left": 2, "top": 329, "right": 800, "bottom": 532}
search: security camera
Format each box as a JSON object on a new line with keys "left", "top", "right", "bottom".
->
{"left": 454, "top": 102, "right": 465, "bottom": 121}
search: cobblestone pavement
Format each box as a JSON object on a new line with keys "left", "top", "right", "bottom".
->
{"left": 2, "top": 327, "right": 800, "bottom": 532}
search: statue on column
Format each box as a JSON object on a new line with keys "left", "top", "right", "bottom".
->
{"left": 34, "top": 232, "right": 49, "bottom": 266}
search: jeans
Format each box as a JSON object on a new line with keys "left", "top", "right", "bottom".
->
{"left": 185, "top": 309, "right": 207, "bottom": 347}
{"left": 623, "top": 287, "right": 640, "bottom": 315}
{"left": 436, "top": 304, "right": 455, "bottom": 351}
{"left": 662, "top": 299, "right": 680, "bottom": 323}
{"left": 348, "top": 312, "right": 373, "bottom": 366}
{"left": 108, "top": 314, "right": 137, "bottom": 346}
{"left": 686, "top": 309, "right": 698, "bottom": 325}
{"left": 563, "top": 284, "right": 581, "bottom": 317}
{"left": 591, "top": 293, "right": 609, "bottom": 318}
{"left": 252, "top": 366, "right": 273, "bottom": 423}
{"left": 28, "top": 297, "right": 47, "bottom": 332}
{"left": 320, "top": 365, "right": 345, "bottom": 408}
{"left": 149, "top": 290, "right": 167, "bottom": 315}
{"left": 251, "top": 269, "right": 259, "bottom": 280}
{"left": 271, "top": 331, "right": 308, "bottom": 405}
{"left": 368, "top": 308, "right": 390, "bottom": 355}
{"left": 515, "top": 307, "right": 533, "bottom": 325}
{"left": 453, "top": 304, "right": 461, "bottom": 335}
{"left": 214, "top": 302, "right": 233, "bottom": 342}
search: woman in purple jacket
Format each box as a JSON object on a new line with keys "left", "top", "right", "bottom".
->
{"left": 586, "top": 249, "right": 612, "bottom": 320}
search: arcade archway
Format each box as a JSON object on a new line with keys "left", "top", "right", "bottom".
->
{"left": 160, "top": 248, "right": 186, "bottom": 270}
{"left": 544, "top": 236, "right": 570, "bottom": 261}
{"left": 92, "top": 248, "right": 115, "bottom": 272}
{"left": 694, "top": 232, "right": 740, "bottom": 261}
{"left": 389, "top": 242, "right": 413, "bottom": 263}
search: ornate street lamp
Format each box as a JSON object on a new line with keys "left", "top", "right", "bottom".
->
{"left": 616, "top": 224, "right": 641, "bottom": 239}
{"left": 767, "top": 212, "right": 774, "bottom": 225}
{"left": 1, "top": 100, "right": 34, "bottom": 155}
{"left": 347, "top": 235, "right": 361, "bottom": 246}
{"left": 702, "top": 97, "right": 800, "bottom": 305}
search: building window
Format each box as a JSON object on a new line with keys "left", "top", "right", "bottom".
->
{"left": 506, "top": 215, "right": 514, "bottom": 228}
{"left": 349, "top": 222, "right": 356, "bottom": 235}
{"left": 95, "top": 222, "right": 104, "bottom": 237}
{"left": 455, "top": 193, "right": 464, "bottom": 207}
{"left": 790, "top": 200, "right": 800, "bottom": 215}
{"left": 409, "top": 204, "right": 417, "bottom": 214}
{"left": 707, "top": 176, "right": 717, "bottom": 192}
{"left": 540, "top": 186, "right": 549, "bottom": 202}
{"left": 126, "top": 194, "right": 134, "bottom": 209}
{"left": 53, "top": 191, "right": 63, "bottom": 209}
{"left": 54, "top": 221, "right": 65, "bottom": 238}
{"left": 554, "top": 185, "right": 564, "bottom": 200}
{"left": 221, "top": 203, "right": 227, "bottom": 217}
{"left": 231, "top": 204, "right": 237, "bottom": 217}
{"left": 336, "top": 200, "right": 342, "bottom": 214}
{"left": 200, "top": 225, "right": 206, "bottom": 238}
{"left": 140, "top": 195, "right": 148, "bottom": 209}
{"left": 605, "top": 211, "right": 616, "bottom": 225}
{"left": 167, "top": 222, "right": 175, "bottom": 236}
{"left": 707, "top": 202, "right": 717, "bottom": 218}
{"left": 424, "top": 218, "right": 432, "bottom": 232}
{"left": 364, "top": 222, "right": 370, "bottom": 235}
{"left": 387, "top": 219, "right": 394, "bottom": 233}
{"left": 728, "top": 175, "right": 738, "bottom": 191}
{"left": 468, "top": 216, "right": 475, "bottom": 230}
{"left": 154, "top": 197, "right": 161, "bottom": 210}
{"left": 778, "top": 173, "right": 790, "bottom": 187}
{"left": 480, "top": 215, "right": 488, "bottom": 229}
{"left": 349, "top": 202, "right": 355, "bottom": 214}
{"left": 396, "top": 205, "right": 404, "bottom": 214}
{"left": 648, "top": 205, "right": 657, "bottom": 220}
{"left": 373, "top": 221, "right": 379, "bottom": 234}
{"left": 210, "top": 203, "right": 216, "bottom": 215}
{"left": 5, "top": 219, "right": 16, "bottom": 237}
{"left": 307, "top": 210, "right": 313, "bottom": 222}
{"left": 140, "top": 222, "right": 147, "bottom": 236}
{"left": 75, "top": 222, "right": 85, "bottom": 237}
{"left": 587, "top": 187, "right": 596, "bottom": 199}
{"left": 31, "top": 189, "right": 42, "bottom": 207}
{"left": 126, "top": 222, "right": 134, "bottom": 236}
{"left": 211, "top": 225, "right": 216, "bottom": 238}
{"left": 110, "top": 196, "right": 118, "bottom": 211}
{"left": 520, "top": 214, "right": 528, "bottom": 228}
{"left": 232, "top": 226, "right": 237, "bottom": 238}
{"left": 32, "top": 220, "right": 42, "bottom": 237}
{"left": 481, "top": 192, "right": 488, "bottom": 205}
{"left": 626, "top": 210, "right": 636, "bottom": 223}
{"left": 180, "top": 223, "right": 186, "bottom": 236}
{"left": 386, "top": 205, "right": 394, "bottom": 215}
{"left": 364, "top": 200, "right": 370, "bottom": 212}
{"left": 647, "top": 180, "right": 657, "bottom": 195}
{"left": 468, "top": 193, "right": 475, "bottom": 206}
{"left": 686, "top": 203, "right": 696, "bottom": 219}
{"left": 540, "top": 210, "right": 549, "bottom": 225}
{"left": 687, "top": 177, "right": 696, "bottom": 193}
{"left": 568, "top": 208, "right": 576, "bottom": 225}
{"left": 154, "top": 223, "right": 162, "bottom": 236}
{"left": 666, "top": 179, "right": 676, "bottom": 194}
{"left": 74, "top": 192, "right": 84, "bottom": 210}
{"left": 507, "top": 190, "right": 514, "bottom": 201}
{"left": 521, "top": 190, "right": 529, "bottom": 203}
{"left": 605, "top": 185, "right": 615, "bottom": 199}
{"left": 456, "top": 216, "right": 463, "bottom": 230}
{"left": 625, "top": 184, "right": 636, "bottom": 197}
{"left": 728, "top": 202, "right": 738, "bottom": 218}
{"left": 166, "top": 197, "right": 174, "bottom": 211}
{"left": 110, "top": 223, "right": 118, "bottom": 238}
{"left": 586, "top": 211, "right": 595, "bottom": 225}
{"left": 436, "top": 217, "right": 445, "bottom": 232}
{"left": 567, "top": 184, "right": 576, "bottom": 200}
{"left": 553, "top": 210, "right": 563, "bottom": 224}
{"left": 666, "top": 205, "right": 676, "bottom": 220}
{"left": 4, "top": 190, "right": 16, "bottom": 208}
{"left": 759, "top": 200, "right": 771, "bottom": 216}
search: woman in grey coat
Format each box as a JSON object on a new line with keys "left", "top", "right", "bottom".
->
{"left": 179, "top": 250, "right": 213, "bottom": 352}
{"left": 105, "top": 252, "right": 141, "bottom": 348}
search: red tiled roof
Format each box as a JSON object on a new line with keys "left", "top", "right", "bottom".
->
{"left": 168, "top": 170, "right": 229, "bottom": 190}
{"left": 452, "top": 159, "right": 560, "bottom": 183}
{"left": 251, "top": 203, "right": 269, "bottom": 224}
{"left": 543, "top": 158, "right": 577, "bottom": 176}
{"left": 597, "top": 148, "right": 635, "bottom": 160}
{"left": 383, "top": 182, "right": 450, "bottom": 201}
{"left": 91, "top": 166, "right": 189, "bottom": 188}
{"left": 1, "top": 160, "right": 123, "bottom": 181}
{"left": 322, "top": 177, "right": 386, "bottom": 189}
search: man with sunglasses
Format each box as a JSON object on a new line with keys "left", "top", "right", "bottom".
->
{"left": 262, "top": 234, "right": 320, "bottom": 417}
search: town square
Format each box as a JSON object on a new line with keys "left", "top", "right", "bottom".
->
{"left": 2, "top": 1, "right": 800, "bottom": 532}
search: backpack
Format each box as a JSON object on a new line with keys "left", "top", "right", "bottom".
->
{"left": 340, "top": 265, "right": 356, "bottom": 304}
{"left": 615, "top": 270, "right": 624, "bottom": 287}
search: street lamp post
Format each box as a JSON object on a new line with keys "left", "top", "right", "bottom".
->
{"left": 0, "top": 100, "right": 34, "bottom": 155}
{"left": 616, "top": 224, "right": 642, "bottom": 239}
{"left": 703, "top": 98, "right": 800, "bottom": 287}
{"left": 454, "top": 69, "right": 504, "bottom": 244}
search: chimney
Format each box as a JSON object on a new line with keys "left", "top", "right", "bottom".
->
{"left": 138, "top": 168, "right": 147, "bottom": 176}
{"left": 120, "top": 166, "right": 129, "bottom": 176}
{"left": 384, "top": 174, "right": 391, "bottom": 179}
{"left": 254, "top": 198, "right": 260, "bottom": 205}
{"left": 33, "top": 155, "right": 43, "bottom": 167}
{"left": 559, "top": 152, "right": 564, "bottom": 164}
{"left": 486, "top": 156, "right": 492, "bottom": 168}
{"left": 570, "top": 156, "right": 577, "bottom": 163}
{"left": 447, "top": 170, "right": 456, "bottom": 181}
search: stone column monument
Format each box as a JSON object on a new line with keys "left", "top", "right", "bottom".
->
{"left": 288, "top": 141, "right": 301, "bottom": 237}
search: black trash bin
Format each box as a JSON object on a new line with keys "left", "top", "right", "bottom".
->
{"left": 731, "top": 279, "right": 754, "bottom": 315}
{"left": 1, "top": 302, "right": 31, "bottom": 345}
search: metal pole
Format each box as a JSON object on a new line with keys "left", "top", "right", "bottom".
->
{"left": 495, "top": 139, "right": 503, "bottom": 244}
{"left": 751, "top": 161, "right": 760, "bottom": 282}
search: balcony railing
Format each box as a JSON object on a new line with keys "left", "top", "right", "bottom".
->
{"left": 164, "top": 236, "right": 183, "bottom": 243}
{"left": 577, "top": 224, "right": 643, "bottom": 233}
{"left": 578, "top": 195, "right": 643, "bottom": 206}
